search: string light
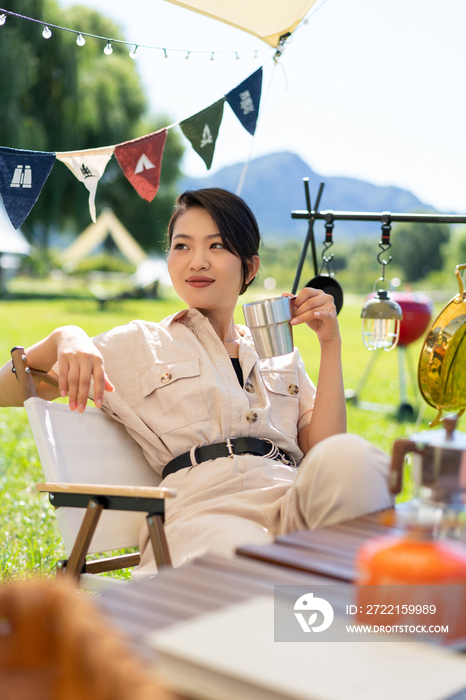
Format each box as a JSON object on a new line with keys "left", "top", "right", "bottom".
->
{"left": 0, "top": 7, "right": 274, "bottom": 62}
{"left": 185, "top": 51, "right": 190, "bottom": 60}
{"left": 210, "top": 52, "right": 215, "bottom": 62}
{"left": 129, "top": 45, "right": 138, "bottom": 59}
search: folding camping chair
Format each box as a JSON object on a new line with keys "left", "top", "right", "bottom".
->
{"left": 10, "top": 347, "right": 176, "bottom": 581}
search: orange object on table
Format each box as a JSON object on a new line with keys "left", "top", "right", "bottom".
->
{"left": 357, "top": 533, "right": 466, "bottom": 585}
{"left": 355, "top": 523, "right": 466, "bottom": 642}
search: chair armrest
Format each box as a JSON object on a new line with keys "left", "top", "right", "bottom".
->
{"left": 36, "top": 482, "right": 177, "bottom": 499}
{"left": 30, "top": 368, "right": 59, "bottom": 389}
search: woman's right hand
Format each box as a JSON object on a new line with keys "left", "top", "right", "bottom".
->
{"left": 54, "top": 327, "right": 114, "bottom": 411}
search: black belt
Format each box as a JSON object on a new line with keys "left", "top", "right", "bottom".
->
{"left": 162, "top": 437, "right": 295, "bottom": 479}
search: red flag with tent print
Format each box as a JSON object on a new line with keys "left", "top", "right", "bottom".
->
{"left": 114, "top": 129, "right": 168, "bottom": 202}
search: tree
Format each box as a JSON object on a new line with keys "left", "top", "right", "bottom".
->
{"left": 391, "top": 221, "right": 450, "bottom": 282}
{"left": 0, "top": 0, "right": 183, "bottom": 252}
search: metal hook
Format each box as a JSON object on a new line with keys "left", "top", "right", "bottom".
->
{"left": 320, "top": 220, "right": 336, "bottom": 275}
{"left": 376, "top": 221, "right": 392, "bottom": 278}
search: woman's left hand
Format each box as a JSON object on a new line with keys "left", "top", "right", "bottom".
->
{"left": 282, "top": 288, "right": 340, "bottom": 344}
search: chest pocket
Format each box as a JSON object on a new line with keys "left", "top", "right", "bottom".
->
{"left": 261, "top": 370, "right": 300, "bottom": 439}
{"left": 139, "top": 359, "right": 210, "bottom": 435}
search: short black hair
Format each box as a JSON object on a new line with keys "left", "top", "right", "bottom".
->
{"left": 168, "top": 188, "right": 261, "bottom": 294}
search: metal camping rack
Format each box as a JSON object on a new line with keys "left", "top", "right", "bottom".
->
{"left": 291, "top": 179, "right": 466, "bottom": 294}
{"left": 290, "top": 179, "right": 466, "bottom": 420}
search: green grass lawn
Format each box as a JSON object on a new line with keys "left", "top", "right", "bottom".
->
{"left": 0, "top": 293, "right": 434, "bottom": 580}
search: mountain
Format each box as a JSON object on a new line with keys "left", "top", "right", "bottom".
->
{"left": 178, "top": 151, "right": 434, "bottom": 240}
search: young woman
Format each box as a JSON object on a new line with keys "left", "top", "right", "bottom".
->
{"left": 0, "top": 188, "right": 392, "bottom": 576}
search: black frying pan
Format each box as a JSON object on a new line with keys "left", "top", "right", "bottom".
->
{"left": 292, "top": 179, "right": 344, "bottom": 315}
{"left": 304, "top": 273, "right": 344, "bottom": 315}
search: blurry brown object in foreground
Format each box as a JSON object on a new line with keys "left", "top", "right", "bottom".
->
{"left": 0, "top": 577, "right": 176, "bottom": 700}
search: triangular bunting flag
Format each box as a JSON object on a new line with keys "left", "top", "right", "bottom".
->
{"left": 226, "top": 68, "right": 263, "bottom": 136}
{"left": 114, "top": 129, "right": 168, "bottom": 202}
{"left": 180, "top": 99, "right": 225, "bottom": 170}
{"left": 0, "top": 147, "right": 55, "bottom": 229}
{"left": 56, "top": 147, "right": 114, "bottom": 223}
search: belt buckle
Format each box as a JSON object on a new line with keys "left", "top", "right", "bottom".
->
{"left": 262, "top": 438, "right": 296, "bottom": 468}
{"left": 226, "top": 438, "right": 234, "bottom": 458}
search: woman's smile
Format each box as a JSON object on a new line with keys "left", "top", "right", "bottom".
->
{"left": 186, "top": 275, "right": 215, "bottom": 288}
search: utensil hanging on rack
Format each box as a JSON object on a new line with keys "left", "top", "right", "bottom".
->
{"left": 291, "top": 179, "right": 344, "bottom": 315}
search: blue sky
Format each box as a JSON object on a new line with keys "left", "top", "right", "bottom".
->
{"left": 57, "top": 0, "right": 466, "bottom": 213}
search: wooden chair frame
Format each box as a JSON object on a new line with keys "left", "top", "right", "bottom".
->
{"left": 11, "top": 346, "right": 174, "bottom": 580}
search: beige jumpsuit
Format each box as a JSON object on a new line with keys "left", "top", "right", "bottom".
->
{"left": 93, "top": 308, "right": 392, "bottom": 577}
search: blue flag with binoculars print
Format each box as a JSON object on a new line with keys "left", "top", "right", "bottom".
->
{"left": 0, "top": 147, "right": 56, "bottom": 229}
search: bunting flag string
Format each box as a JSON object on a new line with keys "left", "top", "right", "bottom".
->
{"left": 0, "top": 67, "right": 263, "bottom": 229}
{"left": 56, "top": 146, "right": 114, "bottom": 223}
{"left": 114, "top": 129, "right": 168, "bottom": 202}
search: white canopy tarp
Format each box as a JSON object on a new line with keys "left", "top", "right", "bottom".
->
{"left": 163, "top": 0, "right": 318, "bottom": 47}
{"left": 0, "top": 201, "right": 31, "bottom": 256}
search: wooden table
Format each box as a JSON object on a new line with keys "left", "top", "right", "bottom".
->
{"left": 97, "top": 506, "right": 406, "bottom": 662}
{"left": 96, "top": 552, "right": 338, "bottom": 664}
{"left": 236, "top": 506, "right": 406, "bottom": 581}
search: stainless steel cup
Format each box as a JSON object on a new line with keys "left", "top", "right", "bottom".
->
{"left": 243, "top": 296, "right": 294, "bottom": 359}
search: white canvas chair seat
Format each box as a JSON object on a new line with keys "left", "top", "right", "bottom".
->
{"left": 26, "top": 397, "right": 163, "bottom": 555}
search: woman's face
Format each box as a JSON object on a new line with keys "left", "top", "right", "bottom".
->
{"left": 168, "top": 206, "right": 254, "bottom": 314}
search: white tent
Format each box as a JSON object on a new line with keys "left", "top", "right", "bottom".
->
{"left": 0, "top": 202, "right": 31, "bottom": 256}
{"left": 61, "top": 209, "right": 147, "bottom": 271}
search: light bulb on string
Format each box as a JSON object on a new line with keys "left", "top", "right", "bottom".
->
{"left": 360, "top": 222, "right": 402, "bottom": 352}
{"left": 76, "top": 33, "right": 86, "bottom": 47}
{"left": 42, "top": 25, "right": 52, "bottom": 39}
{"left": 129, "top": 45, "right": 138, "bottom": 59}
{"left": 104, "top": 41, "right": 113, "bottom": 55}
{"left": 185, "top": 51, "right": 190, "bottom": 61}
{"left": 254, "top": 50, "right": 258, "bottom": 60}
{"left": 235, "top": 52, "right": 240, "bottom": 61}
{"left": 163, "top": 48, "right": 169, "bottom": 60}
{"left": 0, "top": 13, "right": 7, "bottom": 26}
{"left": 210, "top": 52, "right": 215, "bottom": 63}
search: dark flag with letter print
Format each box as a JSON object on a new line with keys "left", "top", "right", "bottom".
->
{"left": 114, "top": 129, "right": 168, "bottom": 202}
{"left": 226, "top": 67, "right": 263, "bottom": 136}
{"left": 180, "top": 99, "right": 225, "bottom": 170}
{"left": 0, "top": 147, "right": 56, "bottom": 229}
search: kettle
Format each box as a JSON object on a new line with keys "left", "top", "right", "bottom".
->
{"left": 418, "top": 263, "right": 466, "bottom": 426}
{"left": 390, "top": 416, "right": 466, "bottom": 505}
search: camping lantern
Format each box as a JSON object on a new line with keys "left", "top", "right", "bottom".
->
{"left": 361, "top": 286, "right": 403, "bottom": 351}
{"left": 361, "top": 221, "right": 402, "bottom": 352}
